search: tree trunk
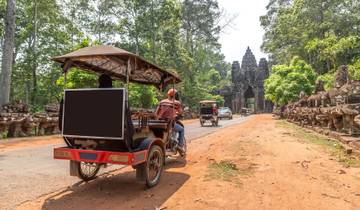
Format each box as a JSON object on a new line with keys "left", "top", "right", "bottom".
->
{"left": 135, "top": 34, "right": 139, "bottom": 55}
{"left": 0, "top": 37, "right": 3, "bottom": 58}
{"left": 31, "top": 0, "right": 38, "bottom": 106}
{"left": 150, "top": 0, "right": 156, "bottom": 62}
{"left": 0, "top": 0, "right": 16, "bottom": 107}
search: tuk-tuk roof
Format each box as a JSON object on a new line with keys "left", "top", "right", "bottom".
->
{"left": 52, "top": 45, "right": 181, "bottom": 90}
{"left": 199, "top": 100, "right": 217, "bottom": 104}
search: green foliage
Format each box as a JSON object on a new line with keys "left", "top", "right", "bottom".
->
{"left": 128, "top": 84, "right": 159, "bottom": 109}
{"left": 207, "top": 160, "right": 239, "bottom": 182}
{"left": 349, "top": 59, "right": 360, "bottom": 80}
{"left": 317, "top": 72, "right": 335, "bottom": 90}
{"left": 261, "top": 0, "right": 360, "bottom": 74}
{"left": 0, "top": 0, "right": 5, "bottom": 43}
{"left": 10, "top": 0, "right": 81, "bottom": 110}
{"left": 56, "top": 70, "right": 159, "bottom": 109}
{"left": 305, "top": 32, "right": 360, "bottom": 73}
{"left": 206, "top": 94, "right": 224, "bottom": 106}
{"left": 262, "top": 0, "right": 360, "bottom": 105}
{"left": 3, "top": 0, "right": 229, "bottom": 111}
{"left": 265, "top": 57, "right": 316, "bottom": 105}
{"left": 56, "top": 70, "right": 98, "bottom": 90}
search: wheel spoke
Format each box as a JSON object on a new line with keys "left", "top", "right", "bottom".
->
{"left": 80, "top": 162, "right": 99, "bottom": 178}
{"left": 147, "top": 150, "right": 162, "bottom": 181}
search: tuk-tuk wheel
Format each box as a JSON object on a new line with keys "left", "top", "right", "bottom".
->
{"left": 136, "top": 145, "right": 164, "bottom": 188}
{"left": 200, "top": 120, "right": 204, "bottom": 127}
{"left": 75, "top": 161, "right": 101, "bottom": 181}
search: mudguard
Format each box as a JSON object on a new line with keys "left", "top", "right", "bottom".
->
{"left": 133, "top": 138, "right": 165, "bottom": 168}
{"left": 137, "top": 137, "right": 165, "bottom": 152}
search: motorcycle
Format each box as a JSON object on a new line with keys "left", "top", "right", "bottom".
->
{"left": 166, "top": 120, "right": 187, "bottom": 158}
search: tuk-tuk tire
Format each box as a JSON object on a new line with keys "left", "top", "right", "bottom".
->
{"left": 136, "top": 145, "right": 164, "bottom": 188}
{"left": 74, "top": 161, "right": 101, "bottom": 182}
{"left": 200, "top": 120, "right": 204, "bottom": 127}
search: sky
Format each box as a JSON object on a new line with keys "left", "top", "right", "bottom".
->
{"left": 218, "top": 0, "right": 269, "bottom": 64}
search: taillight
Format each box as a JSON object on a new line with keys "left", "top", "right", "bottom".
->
{"left": 54, "top": 150, "right": 72, "bottom": 159}
{"left": 108, "top": 154, "right": 129, "bottom": 163}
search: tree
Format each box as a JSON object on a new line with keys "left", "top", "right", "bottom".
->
{"left": 0, "top": 0, "right": 6, "bottom": 55}
{"left": 1, "top": 0, "right": 230, "bottom": 111}
{"left": 0, "top": 0, "right": 16, "bottom": 106}
{"left": 10, "top": 0, "right": 79, "bottom": 110}
{"left": 261, "top": 0, "right": 360, "bottom": 74}
{"left": 265, "top": 57, "right": 317, "bottom": 105}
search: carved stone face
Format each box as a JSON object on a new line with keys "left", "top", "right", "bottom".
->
{"left": 299, "top": 91, "right": 306, "bottom": 99}
{"left": 315, "top": 80, "right": 325, "bottom": 93}
{"left": 334, "top": 65, "right": 349, "bottom": 88}
{"left": 335, "top": 95, "right": 345, "bottom": 105}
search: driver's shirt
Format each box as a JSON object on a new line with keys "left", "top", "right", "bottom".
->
{"left": 156, "top": 99, "right": 182, "bottom": 120}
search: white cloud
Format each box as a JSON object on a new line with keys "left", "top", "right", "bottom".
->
{"left": 218, "top": 0, "right": 269, "bottom": 63}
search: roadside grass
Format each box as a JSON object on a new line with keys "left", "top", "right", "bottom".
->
{"left": 276, "top": 120, "right": 360, "bottom": 167}
{"left": 205, "top": 160, "right": 253, "bottom": 187}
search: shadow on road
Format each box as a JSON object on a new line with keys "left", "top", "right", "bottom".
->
{"left": 41, "top": 167, "right": 190, "bottom": 210}
{"left": 165, "top": 158, "right": 187, "bottom": 169}
{"left": 200, "top": 124, "right": 223, "bottom": 128}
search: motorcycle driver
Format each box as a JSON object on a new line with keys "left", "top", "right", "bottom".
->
{"left": 155, "top": 88, "right": 185, "bottom": 153}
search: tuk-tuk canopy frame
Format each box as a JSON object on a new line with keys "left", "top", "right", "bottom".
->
{"left": 52, "top": 45, "right": 181, "bottom": 90}
{"left": 199, "top": 100, "right": 217, "bottom": 104}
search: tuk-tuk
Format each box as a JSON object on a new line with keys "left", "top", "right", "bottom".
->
{"left": 240, "top": 107, "right": 252, "bottom": 116}
{"left": 52, "top": 45, "right": 184, "bottom": 188}
{"left": 199, "top": 100, "right": 219, "bottom": 127}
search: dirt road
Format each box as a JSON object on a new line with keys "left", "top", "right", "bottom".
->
{"left": 5, "top": 114, "right": 360, "bottom": 210}
{"left": 0, "top": 116, "right": 249, "bottom": 210}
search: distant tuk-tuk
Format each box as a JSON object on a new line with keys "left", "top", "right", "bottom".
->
{"left": 240, "top": 107, "right": 252, "bottom": 116}
{"left": 199, "top": 100, "right": 218, "bottom": 127}
{"left": 52, "top": 45, "right": 185, "bottom": 188}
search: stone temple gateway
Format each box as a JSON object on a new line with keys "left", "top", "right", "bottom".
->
{"left": 221, "top": 47, "right": 273, "bottom": 113}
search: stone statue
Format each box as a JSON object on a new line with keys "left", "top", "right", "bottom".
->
{"left": 278, "top": 65, "right": 360, "bottom": 136}
{"left": 334, "top": 65, "right": 349, "bottom": 88}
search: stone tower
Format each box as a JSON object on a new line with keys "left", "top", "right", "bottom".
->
{"left": 241, "top": 47, "right": 257, "bottom": 84}
{"left": 222, "top": 47, "right": 273, "bottom": 113}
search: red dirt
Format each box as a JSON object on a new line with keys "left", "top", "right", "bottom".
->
{"left": 0, "top": 135, "right": 62, "bottom": 152}
{"left": 16, "top": 114, "right": 360, "bottom": 210}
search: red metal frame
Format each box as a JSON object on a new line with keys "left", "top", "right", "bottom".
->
{"left": 54, "top": 147, "right": 147, "bottom": 166}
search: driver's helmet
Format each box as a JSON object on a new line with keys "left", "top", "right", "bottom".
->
{"left": 167, "top": 88, "right": 177, "bottom": 97}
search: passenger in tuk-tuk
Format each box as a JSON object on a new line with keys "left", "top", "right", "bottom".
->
{"left": 98, "top": 74, "right": 113, "bottom": 88}
{"left": 212, "top": 103, "right": 218, "bottom": 115}
{"left": 155, "top": 88, "right": 185, "bottom": 152}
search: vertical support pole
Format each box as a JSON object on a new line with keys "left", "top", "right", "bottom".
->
{"left": 125, "top": 57, "right": 132, "bottom": 152}
{"left": 172, "top": 80, "right": 175, "bottom": 121}
{"left": 126, "top": 58, "right": 130, "bottom": 102}
{"left": 64, "top": 72, "right": 67, "bottom": 89}
{"left": 62, "top": 59, "right": 72, "bottom": 89}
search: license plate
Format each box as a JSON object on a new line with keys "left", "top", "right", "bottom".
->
{"left": 79, "top": 152, "right": 97, "bottom": 160}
